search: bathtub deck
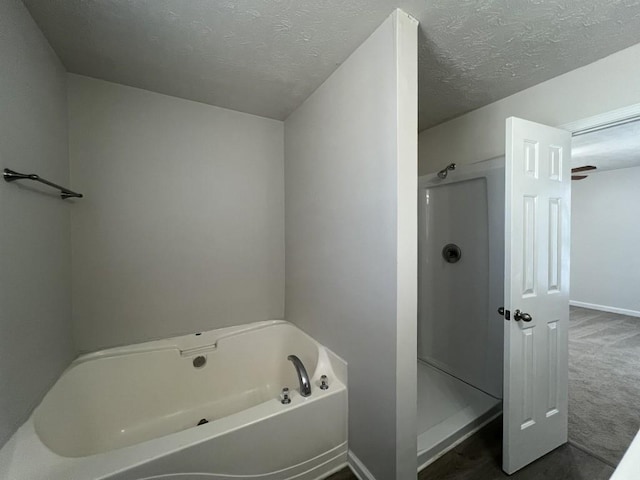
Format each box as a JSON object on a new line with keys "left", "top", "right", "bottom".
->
{"left": 417, "top": 360, "right": 501, "bottom": 470}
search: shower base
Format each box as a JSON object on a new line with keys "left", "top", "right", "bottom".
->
{"left": 417, "top": 360, "right": 501, "bottom": 471}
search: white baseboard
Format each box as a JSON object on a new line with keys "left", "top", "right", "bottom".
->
{"left": 570, "top": 300, "right": 640, "bottom": 318}
{"left": 348, "top": 451, "right": 377, "bottom": 480}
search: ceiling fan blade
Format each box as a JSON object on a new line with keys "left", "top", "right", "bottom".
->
{"left": 571, "top": 165, "right": 597, "bottom": 173}
{"left": 572, "top": 175, "right": 588, "bottom": 180}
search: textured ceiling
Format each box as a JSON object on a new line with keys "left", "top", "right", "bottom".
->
{"left": 23, "top": 0, "right": 640, "bottom": 130}
{"left": 572, "top": 119, "right": 640, "bottom": 173}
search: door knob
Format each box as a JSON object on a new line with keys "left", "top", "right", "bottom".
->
{"left": 498, "top": 307, "right": 505, "bottom": 315}
{"left": 514, "top": 309, "right": 532, "bottom": 322}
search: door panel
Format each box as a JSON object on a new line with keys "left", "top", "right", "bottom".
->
{"left": 503, "top": 117, "right": 571, "bottom": 474}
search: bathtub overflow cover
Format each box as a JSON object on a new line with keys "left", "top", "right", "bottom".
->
{"left": 442, "top": 244, "right": 462, "bottom": 264}
{"left": 193, "top": 355, "right": 207, "bottom": 368}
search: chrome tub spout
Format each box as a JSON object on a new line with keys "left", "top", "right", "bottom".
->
{"left": 287, "top": 355, "right": 312, "bottom": 397}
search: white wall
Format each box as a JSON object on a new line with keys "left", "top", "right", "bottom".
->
{"left": 284, "top": 11, "right": 417, "bottom": 480}
{"left": 68, "top": 75, "right": 284, "bottom": 352}
{"left": 0, "top": 0, "right": 74, "bottom": 448}
{"left": 571, "top": 166, "right": 640, "bottom": 316}
{"left": 418, "top": 42, "right": 640, "bottom": 175}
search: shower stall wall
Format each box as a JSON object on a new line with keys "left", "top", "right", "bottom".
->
{"left": 417, "top": 157, "right": 505, "bottom": 470}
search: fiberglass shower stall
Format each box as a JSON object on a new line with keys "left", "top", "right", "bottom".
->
{"left": 416, "top": 117, "right": 573, "bottom": 475}
{"left": 417, "top": 157, "right": 505, "bottom": 470}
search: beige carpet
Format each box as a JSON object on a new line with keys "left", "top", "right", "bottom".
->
{"left": 569, "top": 306, "right": 640, "bottom": 466}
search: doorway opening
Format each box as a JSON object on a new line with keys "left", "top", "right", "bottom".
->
{"left": 565, "top": 109, "right": 640, "bottom": 467}
{"left": 416, "top": 105, "right": 640, "bottom": 478}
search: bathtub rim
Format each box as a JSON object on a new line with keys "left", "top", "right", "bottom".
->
{"left": 70, "top": 320, "right": 348, "bottom": 385}
{"left": 69, "top": 318, "right": 348, "bottom": 391}
{"left": 74, "top": 320, "right": 295, "bottom": 365}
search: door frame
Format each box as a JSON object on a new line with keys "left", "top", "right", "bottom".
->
{"left": 558, "top": 102, "right": 640, "bottom": 136}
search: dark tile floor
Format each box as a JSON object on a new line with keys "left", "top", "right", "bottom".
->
{"left": 417, "top": 418, "right": 613, "bottom": 480}
{"left": 326, "top": 468, "right": 359, "bottom": 480}
{"left": 327, "top": 418, "right": 614, "bottom": 480}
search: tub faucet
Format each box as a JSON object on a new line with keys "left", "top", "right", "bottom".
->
{"left": 287, "top": 355, "right": 312, "bottom": 397}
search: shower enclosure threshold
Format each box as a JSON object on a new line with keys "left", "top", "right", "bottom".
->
{"left": 417, "top": 360, "right": 502, "bottom": 471}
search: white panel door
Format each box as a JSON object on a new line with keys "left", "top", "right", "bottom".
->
{"left": 503, "top": 117, "right": 571, "bottom": 474}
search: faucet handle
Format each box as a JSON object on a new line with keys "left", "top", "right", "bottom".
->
{"left": 281, "top": 387, "right": 291, "bottom": 404}
{"left": 320, "top": 375, "right": 329, "bottom": 390}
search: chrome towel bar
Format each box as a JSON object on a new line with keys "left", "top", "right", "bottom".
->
{"left": 3, "top": 168, "right": 83, "bottom": 199}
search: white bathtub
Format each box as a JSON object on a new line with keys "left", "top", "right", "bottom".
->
{"left": 0, "top": 321, "right": 348, "bottom": 480}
